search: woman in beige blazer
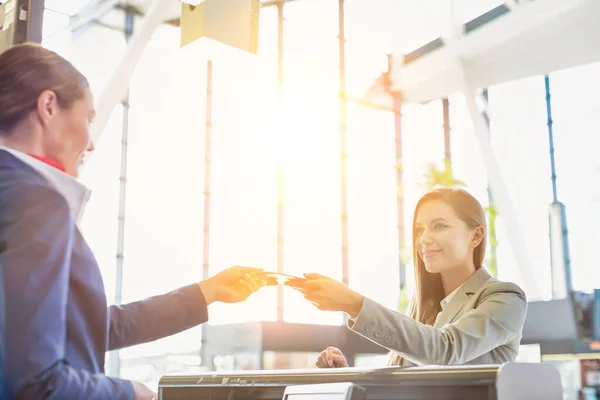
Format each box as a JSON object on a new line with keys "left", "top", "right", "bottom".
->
{"left": 289, "top": 188, "right": 527, "bottom": 367}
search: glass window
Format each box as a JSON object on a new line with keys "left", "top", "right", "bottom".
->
{"left": 488, "top": 76, "right": 553, "bottom": 300}
{"left": 548, "top": 63, "right": 600, "bottom": 292}
{"left": 347, "top": 105, "right": 399, "bottom": 309}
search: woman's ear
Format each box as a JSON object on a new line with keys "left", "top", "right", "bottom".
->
{"left": 36, "top": 89, "right": 59, "bottom": 128}
{"left": 471, "top": 226, "right": 485, "bottom": 248}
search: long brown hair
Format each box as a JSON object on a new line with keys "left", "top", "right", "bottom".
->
{"left": 0, "top": 43, "right": 89, "bottom": 134}
{"left": 389, "top": 188, "right": 486, "bottom": 366}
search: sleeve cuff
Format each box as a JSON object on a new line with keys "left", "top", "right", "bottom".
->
{"left": 346, "top": 297, "right": 404, "bottom": 349}
{"left": 347, "top": 296, "right": 374, "bottom": 332}
{"left": 179, "top": 283, "right": 210, "bottom": 325}
{"left": 115, "top": 379, "right": 136, "bottom": 400}
{"left": 347, "top": 301, "right": 366, "bottom": 328}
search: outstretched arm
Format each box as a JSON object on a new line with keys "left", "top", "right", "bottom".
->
{"left": 108, "top": 266, "right": 264, "bottom": 351}
{"left": 292, "top": 273, "right": 526, "bottom": 366}
{"left": 348, "top": 282, "right": 527, "bottom": 365}
{"left": 108, "top": 284, "right": 209, "bottom": 351}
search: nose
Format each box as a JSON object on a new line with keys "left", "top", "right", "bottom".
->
{"left": 87, "top": 140, "right": 95, "bottom": 152}
{"left": 419, "top": 229, "right": 434, "bottom": 245}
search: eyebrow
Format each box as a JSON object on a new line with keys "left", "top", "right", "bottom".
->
{"left": 415, "top": 217, "right": 449, "bottom": 226}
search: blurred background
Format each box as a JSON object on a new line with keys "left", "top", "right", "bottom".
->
{"left": 2, "top": 0, "right": 600, "bottom": 398}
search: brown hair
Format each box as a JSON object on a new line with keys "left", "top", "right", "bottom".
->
{"left": 390, "top": 188, "right": 486, "bottom": 366}
{"left": 0, "top": 43, "right": 89, "bottom": 134}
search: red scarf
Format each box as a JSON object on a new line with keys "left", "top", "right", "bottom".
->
{"left": 27, "top": 154, "right": 66, "bottom": 173}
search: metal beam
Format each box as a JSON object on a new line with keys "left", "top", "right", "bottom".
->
{"left": 261, "top": 0, "right": 297, "bottom": 7}
{"left": 200, "top": 60, "right": 213, "bottom": 368}
{"left": 89, "top": 0, "right": 171, "bottom": 148}
{"left": 389, "top": 59, "right": 406, "bottom": 292}
{"left": 481, "top": 89, "right": 498, "bottom": 278}
{"left": 544, "top": 76, "right": 572, "bottom": 299}
{"left": 456, "top": 62, "right": 541, "bottom": 299}
{"left": 389, "top": 0, "right": 599, "bottom": 104}
{"left": 43, "top": 0, "right": 121, "bottom": 40}
{"left": 108, "top": 6, "right": 134, "bottom": 379}
{"left": 276, "top": 2, "right": 285, "bottom": 322}
{"left": 338, "top": 0, "right": 349, "bottom": 287}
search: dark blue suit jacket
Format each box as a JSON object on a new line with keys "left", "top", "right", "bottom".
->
{"left": 0, "top": 150, "right": 209, "bottom": 399}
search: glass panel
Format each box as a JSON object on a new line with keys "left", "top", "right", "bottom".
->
{"left": 79, "top": 105, "right": 123, "bottom": 305}
{"left": 454, "top": 0, "right": 504, "bottom": 24}
{"left": 281, "top": 88, "right": 343, "bottom": 325}
{"left": 488, "top": 76, "right": 552, "bottom": 300}
{"left": 118, "top": 26, "right": 206, "bottom": 363}
{"left": 347, "top": 104, "right": 399, "bottom": 310}
{"left": 284, "top": 0, "right": 339, "bottom": 97}
{"left": 548, "top": 63, "right": 600, "bottom": 292}
{"left": 42, "top": 8, "right": 70, "bottom": 49}
{"left": 45, "top": 0, "right": 89, "bottom": 16}
{"left": 448, "top": 94, "right": 489, "bottom": 205}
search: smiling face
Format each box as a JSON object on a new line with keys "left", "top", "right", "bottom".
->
{"left": 414, "top": 199, "right": 483, "bottom": 274}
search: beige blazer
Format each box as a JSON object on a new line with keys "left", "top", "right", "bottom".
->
{"left": 348, "top": 268, "right": 527, "bottom": 366}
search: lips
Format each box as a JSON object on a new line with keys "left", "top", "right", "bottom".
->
{"left": 421, "top": 249, "right": 442, "bottom": 261}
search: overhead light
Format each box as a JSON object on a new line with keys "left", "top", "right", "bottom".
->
{"left": 180, "top": 0, "right": 206, "bottom": 5}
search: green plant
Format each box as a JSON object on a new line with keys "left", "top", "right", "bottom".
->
{"left": 396, "top": 239, "right": 412, "bottom": 313}
{"left": 420, "top": 159, "right": 465, "bottom": 189}
{"left": 397, "top": 284, "right": 410, "bottom": 313}
{"left": 485, "top": 202, "right": 498, "bottom": 277}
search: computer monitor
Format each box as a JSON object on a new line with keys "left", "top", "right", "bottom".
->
{"left": 283, "top": 383, "right": 365, "bottom": 400}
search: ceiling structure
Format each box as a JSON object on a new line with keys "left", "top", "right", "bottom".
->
{"left": 44, "top": 0, "right": 513, "bottom": 54}
{"left": 389, "top": 0, "right": 600, "bottom": 104}
{"left": 49, "top": 0, "right": 600, "bottom": 102}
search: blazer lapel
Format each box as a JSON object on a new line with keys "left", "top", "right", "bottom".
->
{"left": 433, "top": 268, "right": 492, "bottom": 328}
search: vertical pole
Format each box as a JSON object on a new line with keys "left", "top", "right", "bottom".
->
{"left": 387, "top": 55, "right": 406, "bottom": 291}
{"left": 110, "top": 6, "right": 134, "bottom": 378}
{"left": 12, "top": 0, "right": 45, "bottom": 45}
{"left": 338, "top": 0, "right": 349, "bottom": 287}
{"left": 545, "top": 76, "right": 558, "bottom": 204}
{"left": 442, "top": 97, "right": 451, "bottom": 173}
{"left": 481, "top": 88, "right": 498, "bottom": 277}
{"left": 276, "top": 2, "right": 285, "bottom": 322}
{"left": 203, "top": 62, "right": 213, "bottom": 283}
{"left": 545, "top": 75, "right": 572, "bottom": 298}
{"left": 201, "top": 60, "right": 213, "bottom": 367}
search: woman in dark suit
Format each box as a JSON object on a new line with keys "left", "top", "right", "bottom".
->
{"left": 0, "top": 43, "right": 265, "bottom": 400}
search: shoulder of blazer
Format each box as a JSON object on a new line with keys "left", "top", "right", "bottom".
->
{"left": 0, "top": 175, "right": 69, "bottom": 228}
{"left": 476, "top": 279, "right": 527, "bottom": 305}
{"left": 0, "top": 150, "right": 53, "bottom": 193}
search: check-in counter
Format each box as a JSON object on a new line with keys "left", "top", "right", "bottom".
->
{"left": 158, "top": 362, "right": 562, "bottom": 400}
